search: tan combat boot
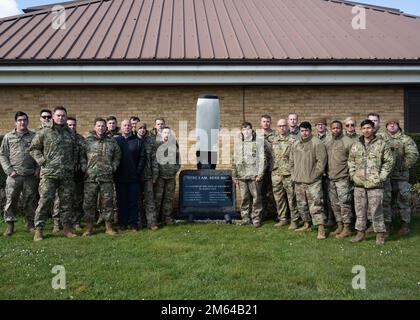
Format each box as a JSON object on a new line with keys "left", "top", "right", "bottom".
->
{"left": 105, "top": 221, "right": 117, "bottom": 236}
{"left": 274, "top": 220, "right": 289, "bottom": 227}
{"left": 63, "top": 223, "right": 77, "bottom": 238}
{"left": 295, "top": 222, "right": 311, "bottom": 232}
{"left": 336, "top": 224, "right": 352, "bottom": 239}
{"left": 52, "top": 223, "right": 61, "bottom": 234}
{"left": 351, "top": 231, "right": 365, "bottom": 243}
{"left": 288, "top": 221, "right": 299, "bottom": 230}
{"left": 3, "top": 222, "right": 14, "bottom": 237}
{"left": 376, "top": 232, "right": 386, "bottom": 246}
{"left": 33, "top": 227, "right": 43, "bottom": 242}
{"left": 398, "top": 222, "right": 410, "bottom": 236}
{"left": 366, "top": 224, "right": 374, "bottom": 234}
{"left": 82, "top": 222, "right": 94, "bottom": 237}
{"left": 317, "top": 224, "right": 326, "bottom": 240}
{"left": 330, "top": 222, "right": 343, "bottom": 236}
{"left": 149, "top": 224, "right": 159, "bottom": 231}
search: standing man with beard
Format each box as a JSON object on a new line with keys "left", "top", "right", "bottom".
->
{"left": 287, "top": 113, "right": 300, "bottom": 137}
{"left": 0, "top": 112, "right": 38, "bottom": 236}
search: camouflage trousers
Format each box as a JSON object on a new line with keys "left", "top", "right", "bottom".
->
{"left": 383, "top": 178, "right": 392, "bottom": 223}
{"left": 384, "top": 180, "right": 411, "bottom": 223}
{"left": 271, "top": 174, "right": 299, "bottom": 222}
{"left": 238, "top": 179, "right": 263, "bottom": 225}
{"left": 323, "top": 176, "right": 334, "bottom": 224}
{"left": 4, "top": 175, "right": 38, "bottom": 223}
{"left": 34, "top": 177, "right": 74, "bottom": 228}
{"left": 139, "top": 179, "right": 158, "bottom": 227}
{"left": 261, "top": 170, "right": 277, "bottom": 220}
{"left": 155, "top": 177, "right": 176, "bottom": 222}
{"left": 84, "top": 181, "right": 114, "bottom": 223}
{"left": 295, "top": 180, "right": 326, "bottom": 226}
{"left": 53, "top": 179, "right": 84, "bottom": 226}
{"left": 354, "top": 187, "right": 386, "bottom": 233}
{"left": 328, "top": 177, "right": 353, "bottom": 224}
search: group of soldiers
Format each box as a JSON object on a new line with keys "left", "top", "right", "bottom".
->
{"left": 0, "top": 107, "right": 180, "bottom": 241}
{"left": 232, "top": 113, "right": 419, "bottom": 245}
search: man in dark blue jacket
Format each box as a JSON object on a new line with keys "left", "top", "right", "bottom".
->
{"left": 115, "top": 119, "right": 146, "bottom": 230}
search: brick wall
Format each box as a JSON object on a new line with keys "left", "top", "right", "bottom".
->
{"left": 0, "top": 85, "right": 405, "bottom": 212}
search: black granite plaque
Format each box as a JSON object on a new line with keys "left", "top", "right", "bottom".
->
{"left": 178, "top": 169, "right": 238, "bottom": 221}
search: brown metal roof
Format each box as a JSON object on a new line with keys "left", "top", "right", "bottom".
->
{"left": 0, "top": 0, "right": 419, "bottom": 63}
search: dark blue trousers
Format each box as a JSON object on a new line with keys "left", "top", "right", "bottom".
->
{"left": 116, "top": 182, "right": 140, "bottom": 228}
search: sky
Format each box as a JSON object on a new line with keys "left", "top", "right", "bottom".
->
{"left": 1, "top": 0, "right": 420, "bottom": 18}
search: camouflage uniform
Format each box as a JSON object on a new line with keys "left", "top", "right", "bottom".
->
{"left": 383, "top": 130, "right": 419, "bottom": 224}
{"left": 261, "top": 130, "right": 277, "bottom": 220}
{"left": 155, "top": 137, "right": 180, "bottom": 224}
{"left": 53, "top": 132, "right": 85, "bottom": 226}
{"left": 29, "top": 122, "right": 78, "bottom": 229}
{"left": 82, "top": 132, "right": 121, "bottom": 223}
{"left": 325, "top": 133, "right": 354, "bottom": 224}
{"left": 269, "top": 133, "right": 298, "bottom": 222}
{"left": 138, "top": 130, "right": 159, "bottom": 227}
{"left": 348, "top": 136, "right": 394, "bottom": 233}
{"left": 288, "top": 126, "right": 300, "bottom": 137}
{"left": 0, "top": 129, "right": 38, "bottom": 224}
{"left": 232, "top": 132, "right": 266, "bottom": 226}
{"left": 290, "top": 135, "right": 327, "bottom": 226}
{"left": 318, "top": 130, "right": 334, "bottom": 224}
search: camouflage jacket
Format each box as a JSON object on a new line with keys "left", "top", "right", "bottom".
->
{"left": 155, "top": 138, "right": 181, "bottom": 179}
{"left": 232, "top": 132, "right": 266, "bottom": 180}
{"left": 348, "top": 135, "right": 395, "bottom": 189}
{"left": 288, "top": 126, "right": 300, "bottom": 137}
{"left": 82, "top": 132, "right": 121, "bottom": 183}
{"left": 383, "top": 130, "right": 419, "bottom": 181}
{"left": 290, "top": 134, "right": 327, "bottom": 184}
{"left": 325, "top": 133, "right": 354, "bottom": 181}
{"left": 29, "top": 122, "right": 77, "bottom": 179}
{"left": 269, "top": 134, "right": 296, "bottom": 176}
{"left": 138, "top": 130, "right": 159, "bottom": 180}
{"left": 107, "top": 129, "right": 121, "bottom": 138}
{"left": 0, "top": 129, "right": 38, "bottom": 176}
{"left": 73, "top": 132, "right": 85, "bottom": 181}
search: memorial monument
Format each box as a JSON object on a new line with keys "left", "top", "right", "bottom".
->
{"left": 179, "top": 95, "right": 237, "bottom": 222}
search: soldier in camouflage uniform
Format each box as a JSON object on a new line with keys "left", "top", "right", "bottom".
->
{"left": 259, "top": 115, "right": 277, "bottom": 221}
{"left": 290, "top": 122, "right": 328, "bottom": 240}
{"left": 367, "top": 112, "right": 393, "bottom": 235}
{"left": 325, "top": 120, "right": 355, "bottom": 239}
{"left": 269, "top": 119, "right": 299, "bottom": 229}
{"left": 29, "top": 106, "right": 78, "bottom": 241}
{"left": 232, "top": 122, "right": 265, "bottom": 228}
{"left": 155, "top": 127, "right": 180, "bottom": 225}
{"left": 138, "top": 123, "right": 159, "bottom": 230}
{"left": 94, "top": 116, "right": 121, "bottom": 225}
{"left": 82, "top": 118, "right": 121, "bottom": 236}
{"left": 287, "top": 113, "right": 300, "bottom": 137}
{"left": 383, "top": 119, "right": 419, "bottom": 236}
{"left": 348, "top": 119, "right": 394, "bottom": 245}
{"left": 52, "top": 117, "right": 85, "bottom": 232}
{"left": 0, "top": 112, "right": 38, "bottom": 236}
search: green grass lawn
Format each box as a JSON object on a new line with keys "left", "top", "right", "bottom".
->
{"left": 0, "top": 218, "right": 419, "bottom": 300}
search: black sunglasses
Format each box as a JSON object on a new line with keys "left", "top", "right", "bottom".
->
{"left": 345, "top": 123, "right": 355, "bottom": 127}
{"left": 41, "top": 115, "right": 51, "bottom": 119}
